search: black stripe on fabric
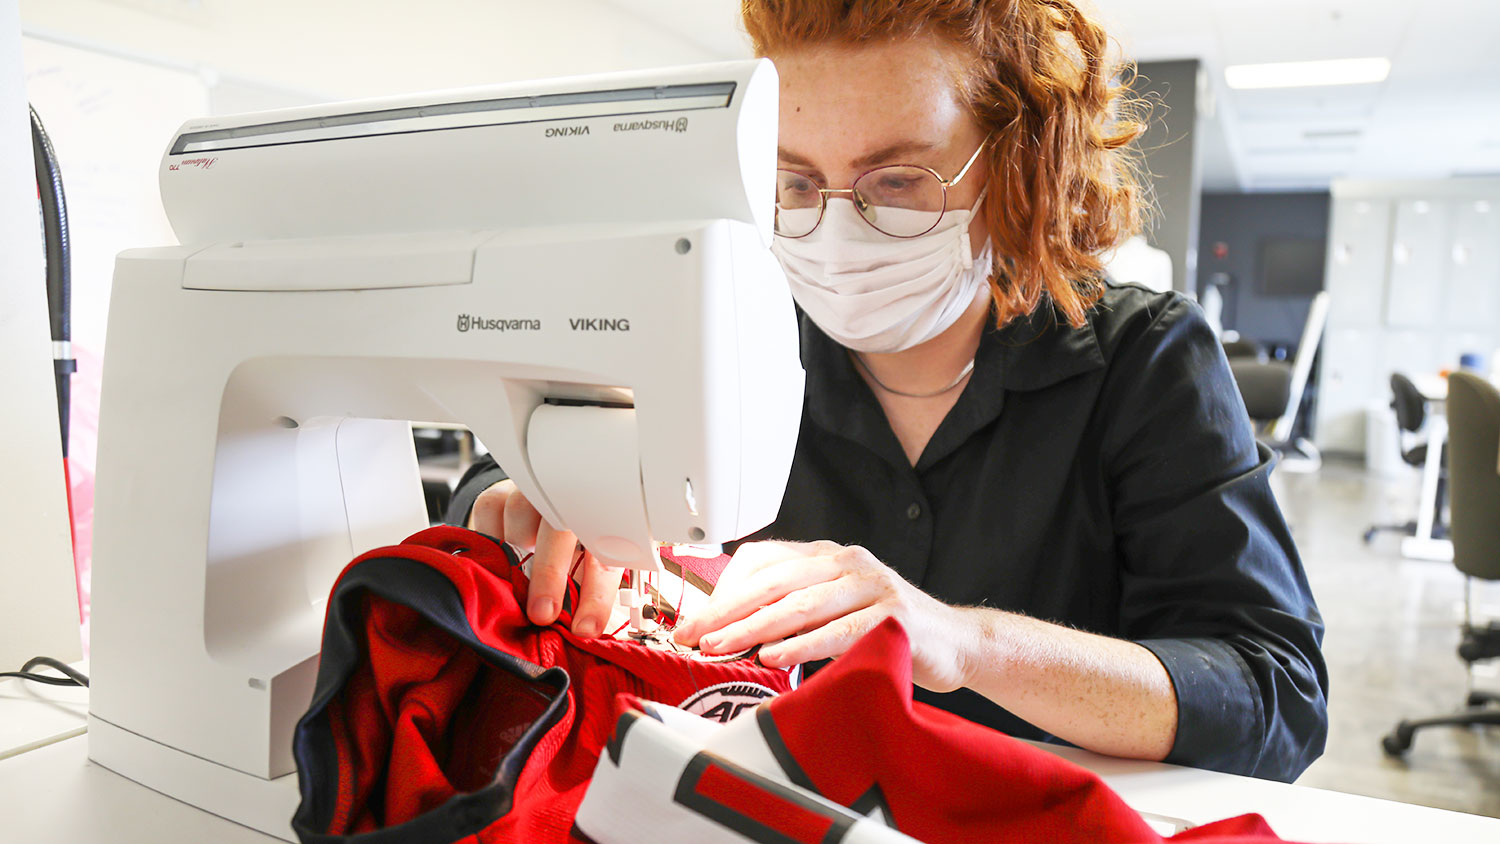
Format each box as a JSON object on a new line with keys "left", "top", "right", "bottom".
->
{"left": 849, "top": 785, "right": 894, "bottom": 826}
{"left": 291, "top": 550, "right": 569, "bottom": 844}
{"left": 605, "top": 709, "right": 643, "bottom": 766}
{"left": 755, "top": 706, "right": 819, "bottom": 794}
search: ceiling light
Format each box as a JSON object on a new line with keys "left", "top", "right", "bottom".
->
{"left": 1225, "top": 58, "right": 1391, "bottom": 90}
{"left": 1302, "top": 128, "right": 1363, "bottom": 140}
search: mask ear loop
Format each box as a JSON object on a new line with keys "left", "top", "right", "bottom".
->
{"left": 950, "top": 184, "right": 991, "bottom": 271}
{"left": 968, "top": 183, "right": 990, "bottom": 214}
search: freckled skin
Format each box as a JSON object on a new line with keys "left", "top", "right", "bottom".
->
{"left": 771, "top": 41, "right": 989, "bottom": 259}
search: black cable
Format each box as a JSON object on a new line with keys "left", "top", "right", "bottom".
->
{"left": 0, "top": 656, "right": 88, "bottom": 688}
{"left": 30, "top": 104, "right": 74, "bottom": 458}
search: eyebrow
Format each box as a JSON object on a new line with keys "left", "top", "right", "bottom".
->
{"left": 777, "top": 139, "right": 942, "bottom": 172}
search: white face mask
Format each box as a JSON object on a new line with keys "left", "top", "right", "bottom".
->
{"left": 771, "top": 192, "right": 991, "bottom": 354}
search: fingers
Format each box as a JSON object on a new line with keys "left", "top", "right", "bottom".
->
{"left": 696, "top": 577, "right": 868, "bottom": 656}
{"left": 570, "top": 552, "right": 624, "bottom": 639}
{"left": 756, "top": 605, "right": 888, "bottom": 668}
{"left": 674, "top": 551, "right": 843, "bottom": 647}
{"left": 468, "top": 479, "right": 516, "bottom": 535}
{"left": 525, "top": 520, "right": 579, "bottom": 626}
{"left": 467, "top": 483, "right": 628, "bottom": 638}
{"left": 710, "top": 540, "right": 827, "bottom": 598}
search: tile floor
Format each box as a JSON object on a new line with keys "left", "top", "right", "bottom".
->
{"left": 1275, "top": 458, "right": 1500, "bottom": 817}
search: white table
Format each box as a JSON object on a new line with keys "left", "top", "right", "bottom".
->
{"left": 1038, "top": 743, "right": 1500, "bottom": 842}
{"left": 2, "top": 683, "right": 1498, "bottom": 843}
{"left": 0, "top": 667, "right": 88, "bottom": 762}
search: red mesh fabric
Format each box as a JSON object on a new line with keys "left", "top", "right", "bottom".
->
{"left": 657, "top": 547, "right": 733, "bottom": 594}
{"left": 316, "top": 526, "right": 793, "bottom": 842}
{"left": 765, "top": 619, "right": 1299, "bottom": 844}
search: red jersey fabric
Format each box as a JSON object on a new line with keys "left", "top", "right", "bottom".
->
{"left": 658, "top": 547, "right": 732, "bottom": 596}
{"left": 763, "top": 619, "right": 1291, "bottom": 843}
{"left": 290, "top": 526, "right": 793, "bottom": 844}
{"left": 578, "top": 619, "right": 1305, "bottom": 844}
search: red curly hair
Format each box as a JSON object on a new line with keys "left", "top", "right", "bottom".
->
{"left": 743, "top": 0, "right": 1146, "bottom": 329}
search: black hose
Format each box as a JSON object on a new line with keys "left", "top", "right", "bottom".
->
{"left": 30, "top": 104, "right": 74, "bottom": 457}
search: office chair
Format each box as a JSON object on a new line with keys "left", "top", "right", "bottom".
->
{"left": 1381, "top": 373, "right": 1500, "bottom": 756}
{"left": 1363, "top": 373, "right": 1448, "bottom": 544}
{"left": 1229, "top": 359, "right": 1293, "bottom": 423}
{"left": 1222, "top": 337, "right": 1267, "bottom": 361}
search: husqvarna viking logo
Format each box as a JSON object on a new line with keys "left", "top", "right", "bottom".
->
{"left": 456, "top": 314, "right": 541, "bottom": 333}
{"left": 569, "top": 318, "right": 631, "bottom": 331}
{"left": 612, "top": 117, "right": 688, "bottom": 134}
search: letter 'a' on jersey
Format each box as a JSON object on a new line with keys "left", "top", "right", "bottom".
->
{"left": 579, "top": 619, "right": 1302, "bottom": 844}
{"left": 289, "top": 526, "right": 793, "bottom": 844}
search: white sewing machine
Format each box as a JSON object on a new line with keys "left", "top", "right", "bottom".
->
{"left": 88, "top": 59, "right": 802, "bottom": 840}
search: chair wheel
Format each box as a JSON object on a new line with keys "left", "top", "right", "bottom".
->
{"left": 1381, "top": 723, "right": 1414, "bottom": 757}
{"left": 1362, "top": 528, "right": 1377, "bottom": 544}
{"left": 1467, "top": 691, "right": 1496, "bottom": 708}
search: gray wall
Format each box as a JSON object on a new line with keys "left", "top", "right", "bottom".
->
{"left": 1134, "top": 60, "right": 1204, "bottom": 295}
{"left": 1198, "top": 192, "right": 1332, "bottom": 350}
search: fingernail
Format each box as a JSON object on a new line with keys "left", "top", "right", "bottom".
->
{"left": 699, "top": 635, "right": 721, "bottom": 653}
{"left": 575, "top": 617, "right": 601, "bottom": 638}
{"left": 529, "top": 597, "right": 557, "bottom": 623}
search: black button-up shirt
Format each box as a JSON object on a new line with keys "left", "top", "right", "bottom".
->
{"left": 450, "top": 284, "right": 1329, "bottom": 782}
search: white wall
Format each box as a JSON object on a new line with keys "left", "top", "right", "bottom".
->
{"left": 19, "top": 0, "right": 737, "bottom": 101}
{"left": 0, "top": 0, "right": 83, "bottom": 668}
{"left": 1316, "top": 179, "right": 1500, "bottom": 457}
{"left": 21, "top": 37, "right": 212, "bottom": 635}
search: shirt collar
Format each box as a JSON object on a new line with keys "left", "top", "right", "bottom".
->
{"left": 800, "top": 302, "right": 1107, "bottom": 472}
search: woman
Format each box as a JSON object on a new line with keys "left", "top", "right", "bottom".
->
{"left": 449, "top": 0, "right": 1328, "bottom": 782}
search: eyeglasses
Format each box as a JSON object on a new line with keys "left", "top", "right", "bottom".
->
{"left": 774, "top": 137, "right": 989, "bottom": 239}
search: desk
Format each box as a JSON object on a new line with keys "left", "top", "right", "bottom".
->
{"left": 0, "top": 736, "right": 280, "bottom": 843}
{"left": 3, "top": 712, "right": 1499, "bottom": 842}
{"left": 1038, "top": 744, "right": 1500, "bottom": 842}
{"left": 0, "top": 665, "right": 88, "bottom": 761}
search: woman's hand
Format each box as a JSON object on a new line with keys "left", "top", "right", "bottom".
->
{"left": 671, "top": 540, "right": 978, "bottom": 692}
{"left": 469, "top": 479, "right": 624, "bottom": 637}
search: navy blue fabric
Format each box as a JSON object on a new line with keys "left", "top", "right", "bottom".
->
{"left": 291, "top": 551, "right": 569, "bottom": 844}
{"left": 452, "top": 283, "right": 1329, "bottom": 781}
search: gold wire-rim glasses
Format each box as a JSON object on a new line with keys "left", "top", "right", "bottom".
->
{"left": 774, "top": 136, "right": 990, "bottom": 239}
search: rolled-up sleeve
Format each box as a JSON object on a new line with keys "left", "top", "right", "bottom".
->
{"left": 443, "top": 453, "right": 508, "bottom": 528}
{"left": 1102, "top": 297, "right": 1329, "bottom": 781}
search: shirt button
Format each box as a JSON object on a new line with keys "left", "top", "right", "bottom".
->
{"left": 906, "top": 502, "right": 922, "bottom": 520}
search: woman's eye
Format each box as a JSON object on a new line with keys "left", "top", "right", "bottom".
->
{"left": 876, "top": 175, "right": 918, "bottom": 192}
{"left": 780, "top": 177, "right": 817, "bottom": 195}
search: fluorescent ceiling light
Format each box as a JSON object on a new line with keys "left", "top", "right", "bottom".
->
{"left": 1225, "top": 58, "right": 1391, "bottom": 90}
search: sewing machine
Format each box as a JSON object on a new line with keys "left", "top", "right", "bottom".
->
{"left": 88, "top": 58, "right": 802, "bottom": 840}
